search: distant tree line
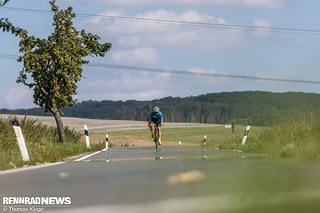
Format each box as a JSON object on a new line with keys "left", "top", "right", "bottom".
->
{"left": 2, "top": 91, "right": 320, "bottom": 126}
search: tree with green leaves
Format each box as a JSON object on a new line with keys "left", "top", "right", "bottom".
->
{"left": 0, "top": 0, "right": 9, "bottom": 8}
{"left": 0, "top": 0, "right": 8, "bottom": 5}
{"left": 16, "top": 0, "right": 111, "bottom": 142}
{"left": 0, "top": 0, "right": 27, "bottom": 37}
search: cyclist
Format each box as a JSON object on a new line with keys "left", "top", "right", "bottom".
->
{"left": 148, "top": 106, "right": 163, "bottom": 145}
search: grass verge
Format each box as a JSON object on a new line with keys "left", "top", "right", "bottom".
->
{"left": 0, "top": 116, "right": 104, "bottom": 171}
{"left": 245, "top": 122, "right": 320, "bottom": 160}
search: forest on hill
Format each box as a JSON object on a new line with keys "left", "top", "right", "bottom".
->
{"left": 1, "top": 91, "right": 320, "bottom": 126}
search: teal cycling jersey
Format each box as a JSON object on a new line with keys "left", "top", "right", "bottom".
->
{"left": 148, "top": 111, "right": 163, "bottom": 126}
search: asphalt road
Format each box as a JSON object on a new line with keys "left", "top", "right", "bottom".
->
{"left": 1, "top": 146, "right": 320, "bottom": 213}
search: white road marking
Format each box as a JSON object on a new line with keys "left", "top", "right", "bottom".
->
{"left": 0, "top": 162, "right": 64, "bottom": 176}
{"left": 74, "top": 151, "right": 102, "bottom": 162}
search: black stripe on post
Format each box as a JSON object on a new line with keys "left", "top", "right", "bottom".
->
{"left": 12, "top": 118, "right": 20, "bottom": 126}
{"left": 84, "top": 129, "right": 89, "bottom": 136}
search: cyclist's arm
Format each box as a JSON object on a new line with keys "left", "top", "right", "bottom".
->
{"left": 159, "top": 112, "right": 164, "bottom": 126}
{"left": 147, "top": 112, "right": 152, "bottom": 122}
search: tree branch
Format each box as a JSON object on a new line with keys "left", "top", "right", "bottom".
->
{"left": 0, "top": 0, "right": 10, "bottom": 7}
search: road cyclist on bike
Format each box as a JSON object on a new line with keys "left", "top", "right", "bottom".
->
{"left": 148, "top": 106, "right": 163, "bottom": 145}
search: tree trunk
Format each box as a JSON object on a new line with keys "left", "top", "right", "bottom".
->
{"left": 51, "top": 109, "right": 66, "bottom": 143}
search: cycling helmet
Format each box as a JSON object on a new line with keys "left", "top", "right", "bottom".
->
{"left": 153, "top": 106, "right": 160, "bottom": 112}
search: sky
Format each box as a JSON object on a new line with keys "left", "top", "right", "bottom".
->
{"left": 0, "top": 0, "right": 320, "bottom": 109}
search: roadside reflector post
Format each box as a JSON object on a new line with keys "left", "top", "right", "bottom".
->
{"left": 232, "top": 122, "right": 235, "bottom": 140}
{"left": 241, "top": 126, "right": 251, "bottom": 145}
{"left": 225, "top": 122, "right": 235, "bottom": 139}
{"left": 202, "top": 135, "right": 207, "bottom": 145}
{"left": 84, "top": 124, "right": 90, "bottom": 149}
{"left": 203, "top": 135, "right": 207, "bottom": 141}
{"left": 104, "top": 134, "right": 110, "bottom": 162}
{"left": 105, "top": 134, "right": 109, "bottom": 151}
{"left": 12, "top": 118, "right": 30, "bottom": 161}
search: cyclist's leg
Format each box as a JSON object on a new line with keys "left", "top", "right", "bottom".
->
{"left": 148, "top": 121, "right": 154, "bottom": 138}
{"left": 153, "top": 124, "right": 158, "bottom": 142}
{"left": 156, "top": 123, "right": 162, "bottom": 145}
{"left": 158, "top": 128, "right": 162, "bottom": 145}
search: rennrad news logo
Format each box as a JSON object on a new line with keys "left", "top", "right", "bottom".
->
{"left": 2, "top": 197, "right": 71, "bottom": 212}
{"left": 2, "top": 196, "right": 71, "bottom": 205}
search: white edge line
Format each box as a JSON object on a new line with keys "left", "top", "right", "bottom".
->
{"left": 74, "top": 151, "right": 102, "bottom": 162}
{"left": 0, "top": 162, "right": 64, "bottom": 176}
{"left": 0, "top": 150, "right": 104, "bottom": 175}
